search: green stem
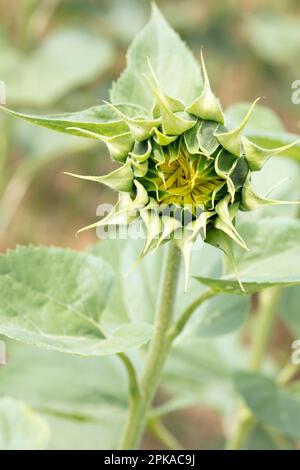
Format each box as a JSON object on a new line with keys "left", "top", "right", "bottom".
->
{"left": 118, "top": 353, "right": 139, "bottom": 403}
{"left": 168, "top": 289, "right": 215, "bottom": 341}
{"left": 250, "top": 287, "right": 282, "bottom": 371}
{"left": 227, "top": 287, "right": 282, "bottom": 450}
{"left": 24, "top": 0, "right": 61, "bottom": 50}
{"left": 119, "top": 243, "right": 181, "bottom": 450}
{"left": 0, "top": 134, "right": 7, "bottom": 193}
{"left": 226, "top": 406, "right": 255, "bottom": 450}
{"left": 148, "top": 418, "right": 184, "bottom": 450}
{"left": 277, "top": 361, "right": 299, "bottom": 386}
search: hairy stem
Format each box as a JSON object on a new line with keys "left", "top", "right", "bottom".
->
{"left": 168, "top": 288, "right": 215, "bottom": 341}
{"left": 119, "top": 243, "right": 181, "bottom": 450}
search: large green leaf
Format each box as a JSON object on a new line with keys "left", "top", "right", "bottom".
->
{"left": 46, "top": 412, "right": 124, "bottom": 450}
{"left": 90, "top": 240, "right": 132, "bottom": 326}
{"left": 195, "top": 219, "right": 300, "bottom": 294}
{"left": 91, "top": 239, "right": 163, "bottom": 325}
{"left": 0, "top": 29, "right": 115, "bottom": 107}
{"left": 0, "top": 343, "right": 127, "bottom": 412}
{"left": 0, "top": 397, "right": 49, "bottom": 450}
{"left": 195, "top": 294, "right": 250, "bottom": 338}
{"left": 0, "top": 340, "right": 127, "bottom": 414}
{"left": 1, "top": 103, "right": 135, "bottom": 139}
{"left": 0, "top": 246, "right": 153, "bottom": 355}
{"left": 234, "top": 371, "right": 300, "bottom": 440}
{"left": 162, "top": 334, "right": 248, "bottom": 414}
{"left": 246, "top": 425, "right": 293, "bottom": 450}
{"left": 110, "top": 4, "right": 202, "bottom": 110}
{"left": 0, "top": 340, "right": 127, "bottom": 449}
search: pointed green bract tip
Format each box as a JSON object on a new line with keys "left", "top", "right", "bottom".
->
{"left": 186, "top": 51, "right": 225, "bottom": 124}
{"left": 216, "top": 98, "right": 260, "bottom": 156}
{"left": 242, "top": 136, "right": 300, "bottom": 171}
{"left": 145, "top": 58, "right": 196, "bottom": 136}
{"left": 241, "top": 179, "right": 300, "bottom": 211}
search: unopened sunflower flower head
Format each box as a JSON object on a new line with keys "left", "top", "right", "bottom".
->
{"left": 64, "top": 52, "right": 300, "bottom": 291}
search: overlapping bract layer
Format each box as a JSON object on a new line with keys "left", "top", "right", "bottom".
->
{"left": 67, "top": 53, "right": 300, "bottom": 290}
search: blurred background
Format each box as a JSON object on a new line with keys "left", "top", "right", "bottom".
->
{"left": 0, "top": 0, "right": 299, "bottom": 252}
{"left": 0, "top": 0, "right": 300, "bottom": 450}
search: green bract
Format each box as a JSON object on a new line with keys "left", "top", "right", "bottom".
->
{"left": 2, "top": 5, "right": 300, "bottom": 290}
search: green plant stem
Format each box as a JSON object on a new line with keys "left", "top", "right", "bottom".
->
{"left": 250, "top": 287, "right": 282, "bottom": 371}
{"left": 118, "top": 353, "right": 140, "bottom": 403}
{"left": 0, "top": 134, "right": 7, "bottom": 193}
{"left": 226, "top": 406, "right": 255, "bottom": 450}
{"left": 227, "top": 287, "right": 282, "bottom": 450}
{"left": 148, "top": 418, "right": 184, "bottom": 450}
{"left": 168, "top": 288, "right": 215, "bottom": 341}
{"left": 25, "top": 0, "right": 61, "bottom": 50}
{"left": 17, "top": 0, "right": 37, "bottom": 44}
{"left": 119, "top": 243, "right": 181, "bottom": 450}
{"left": 277, "top": 361, "right": 300, "bottom": 386}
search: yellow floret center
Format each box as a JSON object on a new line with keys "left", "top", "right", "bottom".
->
{"left": 153, "top": 145, "right": 222, "bottom": 209}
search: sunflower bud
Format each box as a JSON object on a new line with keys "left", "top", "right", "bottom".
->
{"left": 68, "top": 50, "right": 300, "bottom": 291}
{"left": 3, "top": 7, "right": 299, "bottom": 292}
